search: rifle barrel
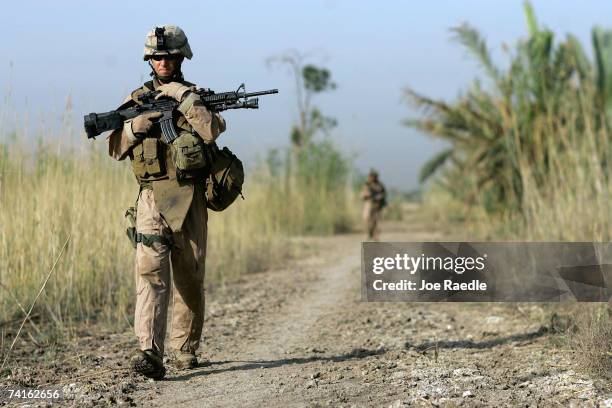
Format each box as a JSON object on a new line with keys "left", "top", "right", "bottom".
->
{"left": 243, "top": 89, "right": 278, "bottom": 98}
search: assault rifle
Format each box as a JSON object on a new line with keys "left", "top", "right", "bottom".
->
{"left": 84, "top": 83, "right": 278, "bottom": 144}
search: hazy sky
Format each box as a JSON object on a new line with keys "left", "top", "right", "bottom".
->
{"left": 2, "top": 0, "right": 611, "bottom": 190}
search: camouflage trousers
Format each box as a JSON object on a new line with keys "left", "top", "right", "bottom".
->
{"left": 363, "top": 201, "right": 381, "bottom": 240}
{"left": 134, "top": 186, "right": 207, "bottom": 356}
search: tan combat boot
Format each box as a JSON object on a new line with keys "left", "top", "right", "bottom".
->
{"left": 174, "top": 351, "right": 198, "bottom": 370}
{"left": 130, "top": 349, "right": 166, "bottom": 380}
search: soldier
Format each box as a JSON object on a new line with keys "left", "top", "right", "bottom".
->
{"left": 107, "top": 25, "right": 226, "bottom": 379}
{"left": 361, "top": 169, "right": 386, "bottom": 240}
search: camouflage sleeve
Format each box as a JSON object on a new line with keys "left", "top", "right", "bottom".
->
{"left": 106, "top": 95, "right": 139, "bottom": 161}
{"left": 178, "top": 92, "right": 226, "bottom": 143}
{"left": 107, "top": 121, "right": 138, "bottom": 161}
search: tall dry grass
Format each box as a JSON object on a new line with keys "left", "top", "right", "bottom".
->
{"left": 0, "top": 127, "right": 358, "bottom": 329}
{"left": 568, "top": 304, "right": 611, "bottom": 377}
{"left": 0, "top": 140, "right": 135, "bottom": 326}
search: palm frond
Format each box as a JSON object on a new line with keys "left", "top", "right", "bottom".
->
{"left": 523, "top": 1, "right": 539, "bottom": 36}
{"left": 451, "top": 23, "right": 503, "bottom": 89}
{"left": 419, "top": 148, "right": 453, "bottom": 183}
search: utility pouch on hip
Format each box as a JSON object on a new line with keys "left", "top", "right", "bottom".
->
{"left": 125, "top": 206, "right": 138, "bottom": 249}
{"left": 171, "top": 132, "right": 207, "bottom": 174}
{"left": 124, "top": 206, "right": 174, "bottom": 249}
{"left": 131, "top": 138, "right": 165, "bottom": 179}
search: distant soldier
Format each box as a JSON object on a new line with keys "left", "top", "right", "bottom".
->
{"left": 361, "top": 169, "right": 386, "bottom": 240}
{"left": 107, "top": 25, "right": 226, "bottom": 379}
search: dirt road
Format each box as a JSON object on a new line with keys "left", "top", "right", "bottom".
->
{"left": 1, "top": 218, "right": 610, "bottom": 407}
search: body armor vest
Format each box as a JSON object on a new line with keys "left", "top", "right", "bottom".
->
{"left": 128, "top": 80, "right": 206, "bottom": 183}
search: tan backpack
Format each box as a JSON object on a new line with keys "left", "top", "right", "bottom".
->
{"left": 206, "top": 145, "right": 244, "bottom": 211}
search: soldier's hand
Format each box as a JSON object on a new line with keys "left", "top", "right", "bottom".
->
{"left": 131, "top": 112, "right": 163, "bottom": 137}
{"left": 154, "top": 82, "right": 195, "bottom": 102}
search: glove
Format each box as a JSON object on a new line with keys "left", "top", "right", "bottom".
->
{"left": 154, "top": 82, "right": 195, "bottom": 102}
{"left": 131, "top": 111, "right": 162, "bottom": 137}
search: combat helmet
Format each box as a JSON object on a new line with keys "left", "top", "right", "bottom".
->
{"left": 143, "top": 25, "right": 193, "bottom": 61}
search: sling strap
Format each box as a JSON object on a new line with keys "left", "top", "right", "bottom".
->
{"left": 135, "top": 232, "right": 173, "bottom": 248}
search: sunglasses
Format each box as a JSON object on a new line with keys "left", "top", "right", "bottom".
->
{"left": 151, "top": 54, "right": 180, "bottom": 62}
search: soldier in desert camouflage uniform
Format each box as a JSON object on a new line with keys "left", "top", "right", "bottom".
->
{"left": 107, "top": 25, "right": 225, "bottom": 379}
{"left": 361, "top": 169, "right": 386, "bottom": 240}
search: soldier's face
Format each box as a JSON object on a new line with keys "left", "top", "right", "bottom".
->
{"left": 150, "top": 55, "right": 182, "bottom": 78}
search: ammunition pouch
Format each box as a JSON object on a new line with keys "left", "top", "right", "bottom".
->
{"left": 170, "top": 131, "right": 208, "bottom": 180}
{"left": 206, "top": 146, "right": 244, "bottom": 212}
{"left": 131, "top": 138, "right": 166, "bottom": 180}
